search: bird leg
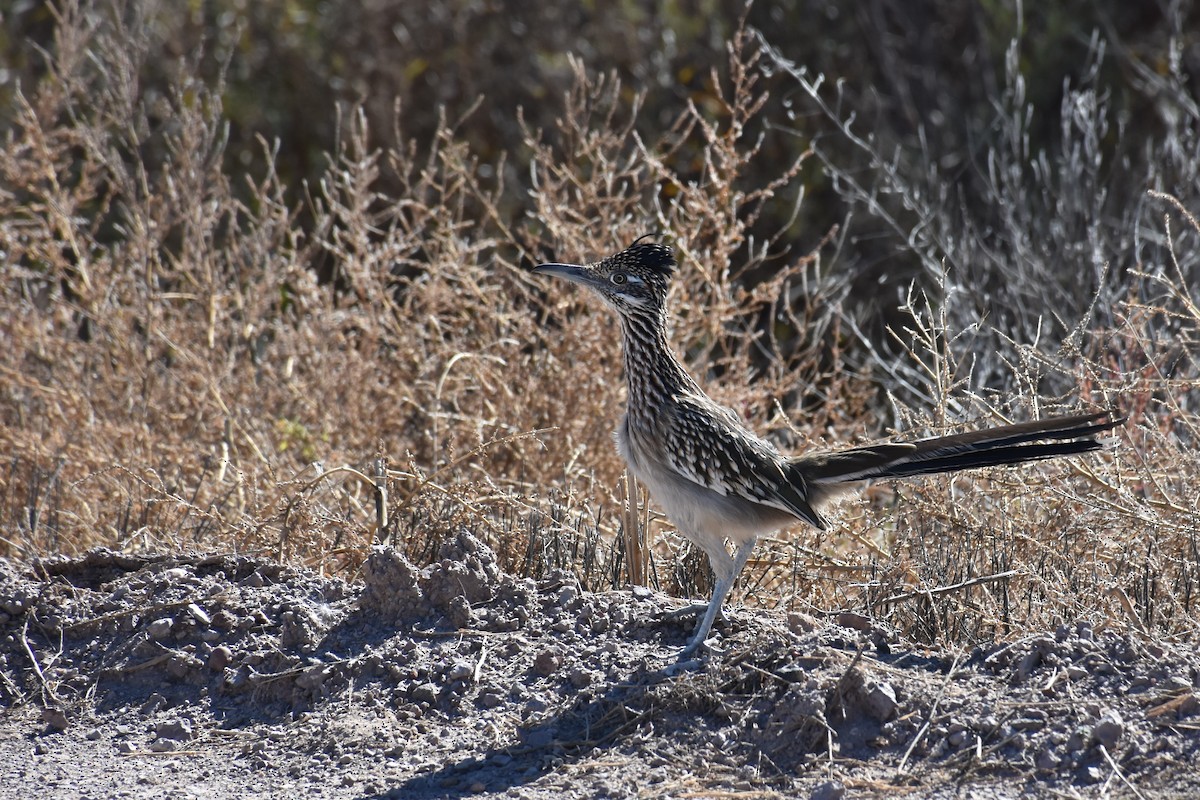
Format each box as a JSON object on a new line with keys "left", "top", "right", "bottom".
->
{"left": 678, "top": 538, "right": 756, "bottom": 658}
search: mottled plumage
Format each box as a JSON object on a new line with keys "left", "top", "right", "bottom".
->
{"left": 536, "top": 236, "right": 1121, "bottom": 658}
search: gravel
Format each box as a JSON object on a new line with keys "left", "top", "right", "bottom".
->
{"left": 1, "top": 535, "right": 1198, "bottom": 798}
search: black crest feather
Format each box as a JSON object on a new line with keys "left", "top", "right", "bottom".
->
{"left": 621, "top": 233, "right": 675, "bottom": 276}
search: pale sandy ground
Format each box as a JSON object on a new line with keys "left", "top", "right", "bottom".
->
{"left": 2, "top": 539, "right": 1197, "bottom": 799}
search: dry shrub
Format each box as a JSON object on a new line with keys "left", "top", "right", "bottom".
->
{"left": 2, "top": 2, "right": 1197, "bottom": 645}
{"left": 0, "top": 7, "right": 851, "bottom": 581}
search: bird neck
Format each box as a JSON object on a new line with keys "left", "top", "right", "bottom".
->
{"left": 618, "top": 310, "right": 697, "bottom": 422}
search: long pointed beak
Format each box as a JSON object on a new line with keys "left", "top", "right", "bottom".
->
{"left": 533, "top": 262, "right": 593, "bottom": 287}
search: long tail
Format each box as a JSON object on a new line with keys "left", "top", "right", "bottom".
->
{"left": 793, "top": 411, "right": 1122, "bottom": 486}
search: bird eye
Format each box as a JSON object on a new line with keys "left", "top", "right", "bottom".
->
{"left": 610, "top": 272, "right": 628, "bottom": 285}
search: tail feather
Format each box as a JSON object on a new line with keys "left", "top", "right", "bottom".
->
{"left": 795, "top": 411, "right": 1122, "bottom": 485}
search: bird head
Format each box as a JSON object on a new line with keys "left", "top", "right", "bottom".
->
{"left": 534, "top": 234, "right": 675, "bottom": 316}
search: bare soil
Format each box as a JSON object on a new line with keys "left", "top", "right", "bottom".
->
{"left": 2, "top": 533, "right": 1198, "bottom": 799}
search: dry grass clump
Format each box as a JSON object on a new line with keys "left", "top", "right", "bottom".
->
{"left": 0, "top": 9, "right": 849, "bottom": 578}
{"left": 2, "top": 3, "right": 1197, "bottom": 645}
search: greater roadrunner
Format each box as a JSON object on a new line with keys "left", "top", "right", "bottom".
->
{"left": 535, "top": 236, "right": 1121, "bottom": 657}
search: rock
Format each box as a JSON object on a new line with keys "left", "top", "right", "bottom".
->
{"left": 139, "top": 693, "right": 167, "bottom": 716}
{"left": 146, "top": 617, "right": 174, "bottom": 639}
{"left": 519, "top": 725, "right": 556, "bottom": 749}
{"left": 787, "top": 611, "right": 819, "bottom": 634}
{"left": 447, "top": 661, "right": 474, "bottom": 682}
{"left": 811, "top": 779, "right": 846, "bottom": 800}
{"left": 445, "top": 595, "right": 472, "bottom": 629}
{"left": 411, "top": 682, "right": 439, "bottom": 705}
{"left": 2, "top": 597, "right": 27, "bottom": 615}
{"left": 864, "top": 681, "right": 898, "bottom": 722}
{"left": 557, "top": 585, "right": 579, "bottom": 607}
{"left": 208, "top": 645, "right": 233, "bottom": 671}
{"left": 210, "top": 609, "right": 238, "bottom": 630}
{"left": 296, "top": 664, "right": 330, "bottom": 691}
{"left": 186, "top": 603, "right": 211, "bottom": 626}
{"left": 1092, "top": 710, "right": 1124, "bottom": 749}
{"left": 533, "top": 650, "right": 562, "bottom": 677}
{"left": 41, "top": 706, "right": 69, "bottom": 732}
{"left": 155, "top": 718, "right": 194, "bottom": 741}
{"left": 1035, "top": 746, "right": 1060, "bottom": 770}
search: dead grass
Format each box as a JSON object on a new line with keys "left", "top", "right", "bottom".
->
{"left": 2, "top": 1, "right": 1198, "bottom": 647}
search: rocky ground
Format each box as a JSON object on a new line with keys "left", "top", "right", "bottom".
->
{"left": 1, "top": 531, "right": 1198, "bottom": 799}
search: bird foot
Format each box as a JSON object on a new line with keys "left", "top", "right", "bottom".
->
{"left": 677, "top": 636, "right": 722, "bottom": 661}
{"left": 663, "top": 655, "right": 706, "bottom": 675}
{"left": 662, "top": 602, "right": 712, "bottom": 623}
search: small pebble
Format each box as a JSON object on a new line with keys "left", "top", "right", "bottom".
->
{"left": 533, "top": 650, "right": 562, "bottom": 676}
{"left": 556, "top": 585, "right": 578, "bottom": 606}
{"left": 186, "top": 603, "right": 211, "bottom": 626}
{"left": 41, "top": 707, "right": 69, "bottom": 732}
{"left": 811, "top": 779, "right": 846, "bottom": 800}
{"left": 1092, "top": 710, "right": 1124, "bottom": 749}
{"left": 147, "top": 618, "right": 174, "bottom": 639}
{"left": 447, "top": 661, "right": 474, "bottom": 682}
{"left": 208, "top": 645, "right": 233, "bottom": 671}
{"left": 1035, "top": 746, "right": 1060, "bottom": 770}
{"left": 411, "top": 682, "right": 439, "bottom": 704}
{"left": 864, "top": 681, "right": 898, "bottom": 722}
{"left": 155, "top": 718, "right": 194, "bottom": 741}
{"left": 140, "top": 693, "right": 167, "bottom": 716}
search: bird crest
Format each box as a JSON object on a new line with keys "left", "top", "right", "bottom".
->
{"left": 608, "top": 233, "right": 675, "bottom": 277}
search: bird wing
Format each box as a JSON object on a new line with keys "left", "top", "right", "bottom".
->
{"left": 662, "top": 393, "right": 827, "bottom": 528}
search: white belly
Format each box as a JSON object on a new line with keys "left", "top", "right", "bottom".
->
{"left": 615, "top": 414, "right": 793, "bottom": 548}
